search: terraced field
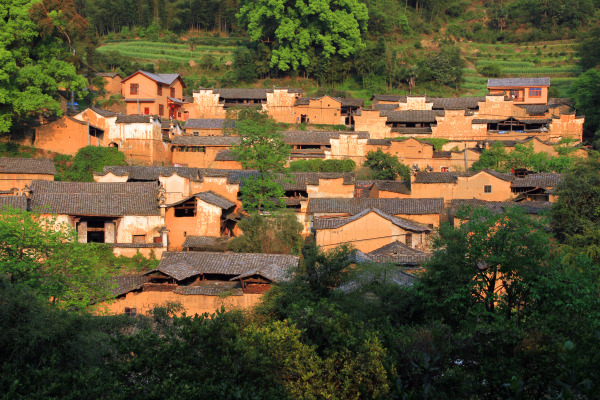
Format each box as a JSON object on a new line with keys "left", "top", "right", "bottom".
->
{"left": 96, "top": 39, "right": 240, "bottom": 66}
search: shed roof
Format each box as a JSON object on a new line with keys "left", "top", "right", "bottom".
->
{"left": 214, "top": 149, "right": 237, "bottom": 161}
{"left": 0, "top": 196, "right": 28, "bottom": 211}
{"left": 487, "top": 77, "right": 550, "bottom": 87}
{"left": 182, "top": 236, "right": 230, "bottom": 248}
{"left": 313, "top": 207, "right": 430, "bottom": 232}
{"left": 174, "top": 281, "right": 243, "bottom": 296}
{"left": 171, "top": 136, "right": 240, "bottom": 146}
{"left": 95, "top": 72, "right": 122, "bottom": 78}
{"left": 413, "top": 170, "right": 513, "bottom": 184}
{"left": 115, "top": 114, "right": 160, "bottom": 124}
{"left": 307, "top": 198, "right": 444, "bottom": 215}
{"left": 381, "top": 110, "right": 439, "bottom": 123}
{"left": 166, "top": 191, "right": 235, "bottom": 210}
{"left": 0, "top": 157, "right": 56, "bottom": 175}
{"left": 510, "top": 173, "right": 563, "bottom": 188}
{"left": 184, "top": 119, "right": 231, "bottom": 129}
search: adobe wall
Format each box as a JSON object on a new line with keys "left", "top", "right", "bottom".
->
{"left": 186, "top": 128, "right": 224, "bottom": 136}
{"left": 294, "top": 97, "right": 343, "bottom": 125}
{"left": 316, "top": 211, "right": 427, "bottom": 253}
{"left": 330, "top": 133, "right": 368, "bottom": 162}
{"left": 411, "top": 173, "right": 513, "bottom": 203}
{"left": 159, "top": 174, "right": 191, "bottom": 204}
{"left": 34, "top": 118, "right": 93, "bottom": 156}
{"left": 187, "top": 90, "right": 226, "bottom": 119}
{"left": 266, "top": 89, "right": 298, "bottom": 123}
{"left": 450, "top": 151, "right": 480, "bottom": 170}
{"left": 101, "top": 290, "right": 263, "bottom": 316}
{"left": 165, "top": 200, "right": 222, "bottom": 250}
{"left": 74, "top": 109, "right": 118, "bottom": 147}
{"left": 171, "top": 146, "right": 225, "bottom": 168}
{"left": 369, "top": 187, "right": 411, "bottom": 199}
{"left": 548, "top": 115, "right": 584, "bottom": 141}
{"left": 353, "top": 110, "right": 391, "bottom": 139}
{"left": 432, "top": 110, "right": 476, "bottom": 141}
{"left": 213, "top": 160, "right": 243, "bottom": 170}
{"left": 397, "top": 97, "right": 432, "bottom": 111}
{"left": 394, "top": 213, "right": 440, "bottom": 229}
{"left": 117, "top": 215, "right": 165, "bottom": 244}
{"left": 123, "top": 74, "right": 161, "bottom": 115}
{"left": 0, "top": 173, "right": 54, "bottom": 193}
{"left": 306, "top": 178, "right": 354, "bottom": 198}
{"left": 191, "top": 177, "right": 239, "bottom": 204}
{"left": 106, "top": 76, "right": 122, "bottom": 95}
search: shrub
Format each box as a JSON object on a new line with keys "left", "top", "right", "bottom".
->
{"left": 478, "top": 63, "right": 502, "bottom": 77}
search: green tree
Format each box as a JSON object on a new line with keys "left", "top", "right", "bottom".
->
{"left": 0, "top": 207, "right": 114, "bottom": 310}
{"left": 59, "top": 146, "right": 126, "bottom": 182}
{"left": 570, "top": 68, "right": 600, "bottom": 140}
{"left": 578, "top": 27, "right": 600, "bottom": 71}
{"left": 551, "top": 155, "right": 600, "bottom": 241}
{"left": 364, "top": 148, "right": 410, "bottom": 180}
{"left": 418, "top": 46, "right": 466, "bottom": 89}
{"left": 237, "top": 0, "right": 369, "bottom": 72}
{"left": 228, "top": 209, "right": 304, "bottom": 254}
{"left": 229, "top": 110, "right": 291, "bottom": 210}
{"left": 0, "top": 0, "right": 88, "bottom": 133}
{"left": 478, "top": 64, "right": 502, "bottom": 77}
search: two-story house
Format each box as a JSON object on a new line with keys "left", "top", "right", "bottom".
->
{"left": 121, "top": 70, "right": 186, "bottom": 118}
{"left": 487, "top": 77, "right": 550, "bottom": 105}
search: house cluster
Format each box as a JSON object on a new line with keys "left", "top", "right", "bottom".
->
{"left": 3, "top": 72, "right": 583, "bottom": 316}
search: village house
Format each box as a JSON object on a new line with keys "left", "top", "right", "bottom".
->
{"left": 34, "top": 116, "right": 105, "bottom": 156}
{"left": 355, "top": 91, "right": 583, "bottom": 143}
{"left": 104, "top": 251, "right": 299, "bottom": 316}
{"left": 121, "top": 70, "right": 186, "bottom": 118}
{"left": 27, "top": 180, "right": 168, "bottom": 258}
{"left": 354, "top": 180, "right": 412, "bottom": 199}
{"left": 411, "top": 170, "right": 515, "bottom": 203}
{"left": 183, "top": 119, "right": 232, "bottom": 136}
{"left": 449, "top": 198, "right": 552, "bottom": 227}
{"left": 94, "top": 72, "right": 123, "bottom": 96}
{"left": 181, "top": 236, "right": 230, "bottom": 252}
{"left": 292, "top": 96, "right": 364, "bottom": 126}
{"left": 487, "top": 77, "right": 550, "bottom": 105}
{"left": 365, "top": 240, "right": 431, "bottom": 268}
{"left": 511, "top": 172, "right": 563, "bottom": 202}
{"left": 0, "top": 158, "right": 56, "bottom": 195}
{"left": 314, "top": 207, "right": 432, "bottom": 253}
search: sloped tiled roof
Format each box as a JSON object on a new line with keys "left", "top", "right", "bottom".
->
{"left": 515, "top": 104, "right": 563, "bottom": 116}
{"left": 367, "top": 139, "right": 392, "bottom": 146}
{"left": 510, "top": 173, "right": 563, "bottom": 188}
{"left": 367, "top": 241, "right": 432, "bottom": 264}
{"left": 88, "top": 107, "right": 118, "bottom": 117}
{"left": 182, "top": 236, "right": 230, "bottom": 248}
{"left": 115, "top": 114, "right": 160, "bottom": 124}
{"left": 171, "top": 136, "right": 240, "bottom": 146}
{"left": 0, "top": 157, "right": 56, "bottom": 175}
{"left": 156, "top": 251, "right": 299, "bottom": 281}
{"left": 449, "top": 199, "right": 552, "bottom": 216}
{"left": 207, "top": 88, "right": 301, "bottom": 99}
{"left": 488, "top": 77, "right": 550, "bottom": 87}
{"left": 174, "top": 281, "right": 243, "bottom": 296}
{"left": 214, "top": 149, "right": 236, "bottom": 161}
{"left": 161, "top": 120, "right": 181, "bottom": 129}
{"left": 230, "top": 262, "right": 293, "bottom": 282}
{"left": 167, "top": 191, "right": 235, "bottom": 210}
{"left": 110, "top": 275, "right": 145, "bottom": 296}
{"left": 413, "top": 170, "right": 513, "bottom": 184}
{"left": 369, "top": 240, "right": 423, "bottom": 255}
{"left": 354, "top": 181, "right": 374, "bottom": 198}
{"left": 184, "top": 119, "right": 231, "bottom": 129}
{"left": 307, "top": 198, "right": 444, "bottom": 215}
{"left": 431, "top": 97, "right": 484, "bottom": 110}
{"left": 29, "top": 181, "right": 160, "bottom": 216}
{"left": 313, "top": 207, "right": 430, "bottom": 232}
{"left": 97, "top": 166, "right": 201, "bottom": 181}
{"left": 373, "top": 180, "right": 411, "bottom": 194}
{"left": 95, "top": 72, "right": 122, "bottom": 78}
{"left": 134, "top": 70, "right": 181, "bottom": 85}
{"left": 282, "top": 131, "right": 336, "bottom": 144}
{"left": 371, "top": 95, "right": 405, "bottom": 102}
{"left": 0, "top": 196, "right": 28, "bottom": 211}
{"left": 381, "top": 110, "right": 439, "bottom": 123}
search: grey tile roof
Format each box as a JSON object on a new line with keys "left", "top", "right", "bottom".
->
{"left": 450, "top": 199, "right": 552, "bottom": 216}
{"left": 368, "top": 240, "right": 423, "bottom": 255}
{"left": 371, "top": 95, "right": 405, "bottom": 102}
{"left": 230, "top": 262, "right": 293, "bottom": 282}
{"left": 511, "top": 173, "right": 563, "bottom": 188}
{"left": 161, "top": 120, "right": 181, "bottom": 129}
{"left": 381, "top": 110, "right": 438, "bottom": 123}
{"left": 431, "top": 97, "right": 484, "bottom": 110}
{"left": 373, "top": 180, "right": 411, "bottom": 194}
{"left": 488, "top": 77, "right": 550, "bottom": 87}
{"left": 0, "top": 157, "right": 56, "bottom": 175}
{"left": 472, "top": 119, "right": 505, "bottom": 124}
{"left": 367, "top": 241, "right": 432, "bottom": 264}
{"left": 413, "top": 170, "right": 513, "bottom": 184}
{"left": 166, "top": 191, "right": 235, "bottom": 210}
{"left": 133, "top": 70, "right": 181, "bottom": 85}
{"left": 88, "top": 107, "right": 118, "bottom": 117}
{"left": 0, "top": 196, "right": 28, "bottom": 211}
{"left": 214, "top": 149, "right": 236, "bottom": 161}
{"left": 115, "top": 114, "right": 160, "bottom": 124}
{"left": 225, "top": 171, "right": 355, "bottom": 189}
{"left": 184, "top": 119, "right": 231, "bottom": 129}
{"left": 367, "top": 139, "right": 392, "bottom": 146}
{"left": 174, "top": 281, "right": 243, "bottom": 296}
{"left": 433, "top": 151, "right": 451, "bottom": 158}
{"left": 98, "top": 166, "right": 201, "bottom": 181}
{"left": 110, "top": 275, "right": 146, "bottom": 296}
{"left": 182, "top": 236, "right": 230, "bottom": 248}
{"left": 308, "top": 198, "right": 444, "bottom": 215}
{"left": 95, "top": 72, "right": 122, "bottom": 78}
{"left": 208, "top": 88, "right": 300, "bottom": 100}
{"left": 313, "top": 207, "right": 430, "bottom": 232}
{"left": 29, "top": 181, "right": 160, "bottom": 216}
{"left": 171, "top": 136, "right": 240, "bottom": 146}
{"left": 156, "top": 251, "right": 300, "bottom": 281}
{"left": 515, "top": 104, "right": 561, "bottom": 116}
{"left": 354, "top": 181, "right": 374, "bottom": 198}
{"left": 391, "top": 127, "right": 433, "bottom": 134}
{"left": 372, "top": 104, "right": 400, "bottom": 111}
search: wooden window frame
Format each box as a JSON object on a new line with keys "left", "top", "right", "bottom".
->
{"left": 133, "top": 235, "right": 146, "bottom": 244}
{"left": 159, "top": 104, "right": 164, "bottom": 116}
{"left": 170, "top": 87, "right": 175, "bottom": 98}
{"left": 157, "top": 84, "right": 163, "bottom": 96}
{"left": 529, "top": 88, "right": 542, "bottom": 98}
{"left": 130, "top": 83, "right": 139, "bottom": 95}
{"left": 405, "top": 233, "right": 413, "bottom": 248}
{"left": 125, "top": 307, "right": 137, "bottom": 317}
{"left": 484, "top": 185, "right": 492, "bottom": 193}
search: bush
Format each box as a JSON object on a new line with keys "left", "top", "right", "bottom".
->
{"left": 57, "top": 146, "right": 127, "bottom": 182}
{"left": 478, "top": 63, "right": 502, "bottom": 77}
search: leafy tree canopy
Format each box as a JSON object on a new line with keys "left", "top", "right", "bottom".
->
{"left": 54, "top": 146, "right": 127, "bottom": 182}
{"left": 570, "top": 67, "right": 600, "bottom": 140}
{"left": 289, "top": 158, "right": 355, "bottom": 172}
{"left": 237, "top": 0, "right": 369, "bottom": 71}
{"left": 0, "top": 0, "right": 88, "bottom": 133}
{"left": 363, "top": 148, "right": 410, "bottom": 180}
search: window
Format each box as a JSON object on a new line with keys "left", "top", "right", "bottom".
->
{"left": 428, "top": 224, "right": 434, "bottom": 229}
{"left": 178, "top": 112, "right": 181, "bottom": 118}
{"left": 159, "top": 104, "right": 164, "bottom": 116}
{"left": 133, "top": 235, "right": 146, "bottom": 244}
{"left": 130, "top": 84, "right": 139, "bottom": 95}
{"left": 170, "top": 87, "right": 175, "bottom": 98}
{"left": 125, "top": 308, "right": 137, "bottom": 317}
{"left": 529, "top": 88, "right": 542, "bottom": 98}
{"left": 144, "top": 107, "right": 150, "bottom": 115}
{"left": 405, "top": 233, "right": 413, "bottom": 248}
{"left": 157, "top": 85, "right": 162, "bottom": 96}
{"left": 509, "top": 90, "right": 520, "bottom": 99}
{"left": 484, "top": 185, "right": 492, "bottom": 193}
{"left": 193, "top": 132, "right": 199, "bottom": 136}
{"left": 153, "top": 237, "right": 163, "bottom": 243}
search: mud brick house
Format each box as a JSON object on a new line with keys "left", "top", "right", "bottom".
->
{"left": 182, "top": 236, "right": 230, "bottom": 252}
{"left": 104, "top": 251, "right": 299, "bottom": 316}
{"left": 511, "top": 172, "right": 563, "bottom": 202}
{"left": 161, "top": 120, "right": 182, "bottom": 140}
{"left": 411, "top": 170, "right": 515, "bottom": 203}
{"left": 34, "top": 116, "right": 105, "bottom": 156}
{"left": 487, "top": 77, "right": 550, "bottom": 105}
{"left": 183, "top": 119, "right": 232, "bottom": 136}
{"left": 355, "top": 93, "right": 583, "bottom": 143}
{"left": 307, "top": 198, "right": 445, "bottom": 231}
{"left": 0, "top": 158, "right": 56, "bottom": 194}
{"left": 449, "top": 198, "right": 552, "bottom": 226}
{"left": 357, "top": 180, "right": 412, "bottom": 199}
{"left": 171, "top": 135, "right": 239, "bottom": 168}
{"left": 121, "top": 70, "right": 186, "bottom": 118}
{"left": 164, "top": 191, "right": 240, "bottom": 251}
{"left": 94, "top": 72, "right": 123, "bottom": 95}
{"left": 0, "top": 195, "right": 28, "bottom": 210}
{"left": 366, "top": 240, "right": 432, "bottom": 267}
{"left": 314, "top": 207, "right": 432, "bottom": 253}
{"left": 183, "top": 88, "right": 302, "bottom": 120}
{"left": 28, "top": 180, "right": 168, "bottom": 257}
{"left": 292, "top": 95, "right": 364, "bottom": 125}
